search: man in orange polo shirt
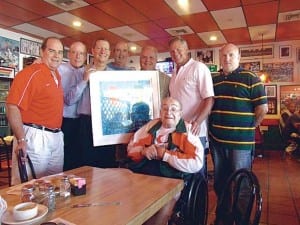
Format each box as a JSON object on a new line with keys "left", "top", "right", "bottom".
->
{"left": 6, "top": 37, "right": 64, "bottom": 185}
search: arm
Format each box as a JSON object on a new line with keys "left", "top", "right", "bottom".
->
{"left": 5, "top": 103, "right": 27, "bottom": 153}
{"left": 254, "top": 103, "right": 268, "bottom": 127}
{"left": 191, "top": 96, "right": 214, "bottom": 136}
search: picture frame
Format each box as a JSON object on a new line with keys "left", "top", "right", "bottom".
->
{"left": 280, "top": 84, "right": 300, "bottom": 113}
{"left": 88, "top": 54, "right": 94, "bottom": 64}
{"left": 297, "top": 48, "right": 300, "bottom": 63}
{"left": 264, "top": 85, "right": 277, "bottom": 98}
{"left": 0, "top": 66, "right": 14, "bottom": 78}
{"left": 240, "top": 60, "right": 261, "bottom": 73}
{"left": 239, "top": 45, "right": 274, "bottom": 60}
{"left": 90, "top": 70, "right": 160, "bottom": 146}
{"left": 0, "top": 36, "right": 19, "bottom": 72}
{"left": 20, "top": 38, "right": 41, "bottom": 57}
{"left": 279, "top": 45, "right": 291, "bottom": 58}
{"left": 266, "top": 98, "right": 277, "bottom": 115}
{"left": 195, "top": 49, "right": 214, "bottom": 64}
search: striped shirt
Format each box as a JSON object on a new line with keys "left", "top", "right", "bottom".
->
{"left": 209, "top": 67, "right": 267, "bottom": 150}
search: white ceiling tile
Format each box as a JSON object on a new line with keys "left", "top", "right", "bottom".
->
{"left": 211, "top": 7, "right": 246, "bottom": 30}
{"left": 164, "top": 0, "right": 207, "bottom": 15}
{"left": 48, "top": 12, "right": 102, "bottom": 33}
{"left": 165, "top": 26, "right": 194, "bottom": 36}
{"left": 12, "top": 23, "right": 64, "bottom": 38}
{"left": 197, "top": 31, "right": 227, "bottom": 45}
{"left": 278, "top": 10, "right": 300, "bottom": 23}
{"left": 108, "top": 26, "right": 148, "bottom": 42}
{"left": 248, "top": 24, "right": 276, "bottom": 41}
{"left": 44, "top": 0, "right": 89, "bottom": 11}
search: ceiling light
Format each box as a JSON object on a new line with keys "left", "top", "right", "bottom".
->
{"left": 177, "top": 0, "right": 189, "bottom": 11}
{"left": 130, "top": 46, "right": 137, "bottom": 52}
{"left": 72, "top": 21, "right": 82, "bottom": 27}
{"left": 210, "top": 36, "right": 217, "bottom": 41}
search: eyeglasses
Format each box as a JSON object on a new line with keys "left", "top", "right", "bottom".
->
{"left": 161, "top": 106, "right": 181, "bottom": 113}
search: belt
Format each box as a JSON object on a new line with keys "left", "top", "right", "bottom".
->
{"left": 24, "top": 123, "right": 61, "bottom": 133}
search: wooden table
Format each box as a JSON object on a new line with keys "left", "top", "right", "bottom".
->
{"left": 0, "top": 166, "right": 184, "bottom": 225}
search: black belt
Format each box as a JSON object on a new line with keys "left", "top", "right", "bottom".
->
{"left": 24, "top": 123, "right": 61, "bottom": 133}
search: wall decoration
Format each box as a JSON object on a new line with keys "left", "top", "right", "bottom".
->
{"left": 195, "top": 49, "right": 214, "bottom": 64}
{"left": 239, "top": 45, "right": 274, "bottom": 60}
{"left": 266, "top": 98, "right": 277, "bottom": 115}
{"left": 297, "top": 48, "right": 300, "bottom": 62}
{"left": 240, "top": 61, "right": 261, "bottom": 73}
{"left": 280, "top": 85, "right": 300, "bottom": 112}
{"left": 263, "top": 62, "right": 293, "bottom": 82}
{"left": 88, "top": 54, "right": 94, "bottom": 64}
{"left": 0, "top": 66, "right": 14, "bottom": 78}
{"left": 90, "top": 70, "right": 160, "bottom": 146}
{"left": 20, "top": 38, "right": 41, "bottom": 57}
{"left": 264, "top": 85, "right": 277, "bottom": 98}
{"left": 279, "top": 45, "right": 291, "bottom": 58}
{"left": 0, "top": 36, "right": 19, "bottom": 72}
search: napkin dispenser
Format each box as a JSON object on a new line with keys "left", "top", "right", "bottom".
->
{"left": 70, "top": 178, "right": 86, "bottom": 196}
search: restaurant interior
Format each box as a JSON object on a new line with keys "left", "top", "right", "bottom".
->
{"left": 0, "top": 0, "right": 300, "bottom": 224}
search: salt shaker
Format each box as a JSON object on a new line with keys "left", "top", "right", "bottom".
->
{"left": 60, "top": 175, "right": 71, "bottom": 198}
{"left": 44, "top": 183, "right": 56, "bottom": 211}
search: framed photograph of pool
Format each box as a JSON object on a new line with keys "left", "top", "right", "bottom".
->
{"left": 90, "top": 70, "right": 161, "bottom": 146}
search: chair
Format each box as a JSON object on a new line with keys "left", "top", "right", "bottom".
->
{"left": 0, "top": 136, "right": 12, "bottom": 186}
{"left": 168, "top": 173, "right": 208, "bottom": 225}
{"left": 215, "top": 168, "right": 263, "bottom": 225}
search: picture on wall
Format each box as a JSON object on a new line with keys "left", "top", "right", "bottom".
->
{"left": 263, "top": 62, "right": 293, "bottom": 82}
{"left": 240, "top": 61, "right": 261, "bottom": 73}
{"left": 20, "top": 38, "right": 41, "bottom": 57}
{"left": 90, "top": 70, "right": 160, "bottom": 146}
{"left": 0, "top": 36, "right": 19, "bottom": 72}
{"left": 279, "top": 45, "right": 291, "bottom": 58}
{"left": 195, "top": 49, "right": 214, "bottom": 64}
{"left": 280, "top": 85, "right": 300, "bottom": 113}
{"left": 239, "top": 45, "right": 274, "bottom": 60}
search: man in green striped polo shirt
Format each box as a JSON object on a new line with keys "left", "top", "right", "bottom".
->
{"left": 209, "top": 43, "right": 268, "bottom": 225}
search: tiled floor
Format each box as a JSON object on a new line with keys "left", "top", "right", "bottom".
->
{"left": 206, "top": 150, "right": 300, "bottom": 225}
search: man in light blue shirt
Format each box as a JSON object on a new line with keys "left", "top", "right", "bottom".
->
{"left": 58, "top": 41, "right": 87, "bottom": 171}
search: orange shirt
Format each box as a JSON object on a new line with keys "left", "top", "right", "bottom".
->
{"left": 6, "top": 63, "right": 63, "bottom": 128}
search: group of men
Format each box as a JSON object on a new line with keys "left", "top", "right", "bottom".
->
{"left": 6, "top": 35, "right": 268, "bottom": 225}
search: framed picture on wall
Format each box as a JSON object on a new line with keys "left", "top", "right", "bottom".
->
{"left": 20, "top": 38, "right": 41, "bottom": 57}
{"left": 195, "top": 49, "right": 214, "bottom": 64}
{"left": 279, "top": 45, "right": 291, "bottom": 58}
{"left": 264, "top": 85, "right": 277, "bottom": 98}
{"left": 0, "top": 66, "right": 14, "bottom": 78}
{"left": 266, "top": 98, "right": 277, "bottom": 115}
{"left": 296, "top": 48, "right": 300, "bottom": 62}
{"left": 89, "top": 70, "right": 160, "bottom": 146}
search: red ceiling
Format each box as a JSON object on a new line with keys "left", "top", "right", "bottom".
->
{"left": 0, "top": 0, "right": 299, "bottom": 53}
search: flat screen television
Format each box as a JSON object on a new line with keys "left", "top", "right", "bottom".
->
{"left": 155, "top": 61, "right": 174, "bottom": 75}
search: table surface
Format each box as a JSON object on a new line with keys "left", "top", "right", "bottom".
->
{"left": 0, "top": 166, "right": 184, "bottom": 225}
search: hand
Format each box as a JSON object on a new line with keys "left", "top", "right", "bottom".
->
{"left": 15, "top": 141, "right": 27, "bottom": 161}
{"left": 191, "top": 120, "right": 201, "bottom": 136}
{"left": 83, "top": 66, "right": 96, "bottom": 81}
{"left": 141, "top": 145, "right": 157, "bottom": 160}
{"left": 155, "top": 144, "right": 166, "bottom": 160}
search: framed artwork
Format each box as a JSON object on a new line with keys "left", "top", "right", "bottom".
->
{"left": 239, "top": 45, "right": 274, "bottom": 60}
{"left": 279, "top": 45, "right": 291, "bottom": 58}
{"left": 90, "top": 70, "right": 160, "bottom": 146}
{"left": 20, "top": 38, "right": 41, "bottom": 57}
{"left": 0, "top": 36, "right": 19, "bottom": 72}
{"left": 0, "top": 66, "right": 14, "bottom": 78}
{"left": 63, "top": 47, "right": 69, "bottom": 61}
{"left": 280, "top": 84, "right": 300, "bottom": 113}
{"left": 266, "top": 98, "right": 277, "bottom": 115}
{"left": 297, "top": 48, "right": 300, "bottom": 62}
{"left": 195, "top": 49, "right": 214, "bottom": 64}
{"left": 264, "top": 85, "right": 277, "bottom": 98}
{"left": 240, "top": 61, "right": 261, "bottom": 73}
{"left": 88, "top": 54, "right": 94, "bottom": 64}
{"left": 263, "top": 62, "right": 293, "bottom": 82}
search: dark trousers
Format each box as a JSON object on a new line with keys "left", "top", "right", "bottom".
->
{"left": 79, "top": 115, "right": 117, "bottom": 168}
{"left": 62, "top": 117, "right": 82, "bottom": 171}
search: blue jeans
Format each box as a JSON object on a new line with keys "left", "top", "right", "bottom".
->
{"left": 210, "top": 141, "right": 253, "bottom": 197}
{"left": 211, "top": 141, "right": 254, "bottom": 225}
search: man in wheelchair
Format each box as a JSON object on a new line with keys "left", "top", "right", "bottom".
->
{"left": 127, "top": 97, "right": 204, "bottom": 225}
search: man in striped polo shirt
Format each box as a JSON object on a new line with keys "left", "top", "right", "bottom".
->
{"left": 209, "top": 43, "right": 268, "bottom": 224}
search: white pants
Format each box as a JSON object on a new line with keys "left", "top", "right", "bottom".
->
{"left": 11, "top": 125, "right": 64, "bottom": 185}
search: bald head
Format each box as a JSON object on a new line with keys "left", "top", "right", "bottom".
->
{"left": 140, "top": 45, "right": 158, "bottom": 70}
{"left": 220, "top": 43, "right": 240, "bottom": 75}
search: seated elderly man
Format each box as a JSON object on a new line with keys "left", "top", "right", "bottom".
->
{"left": 127, "top": 97, "right": 204, "bottom": 225}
